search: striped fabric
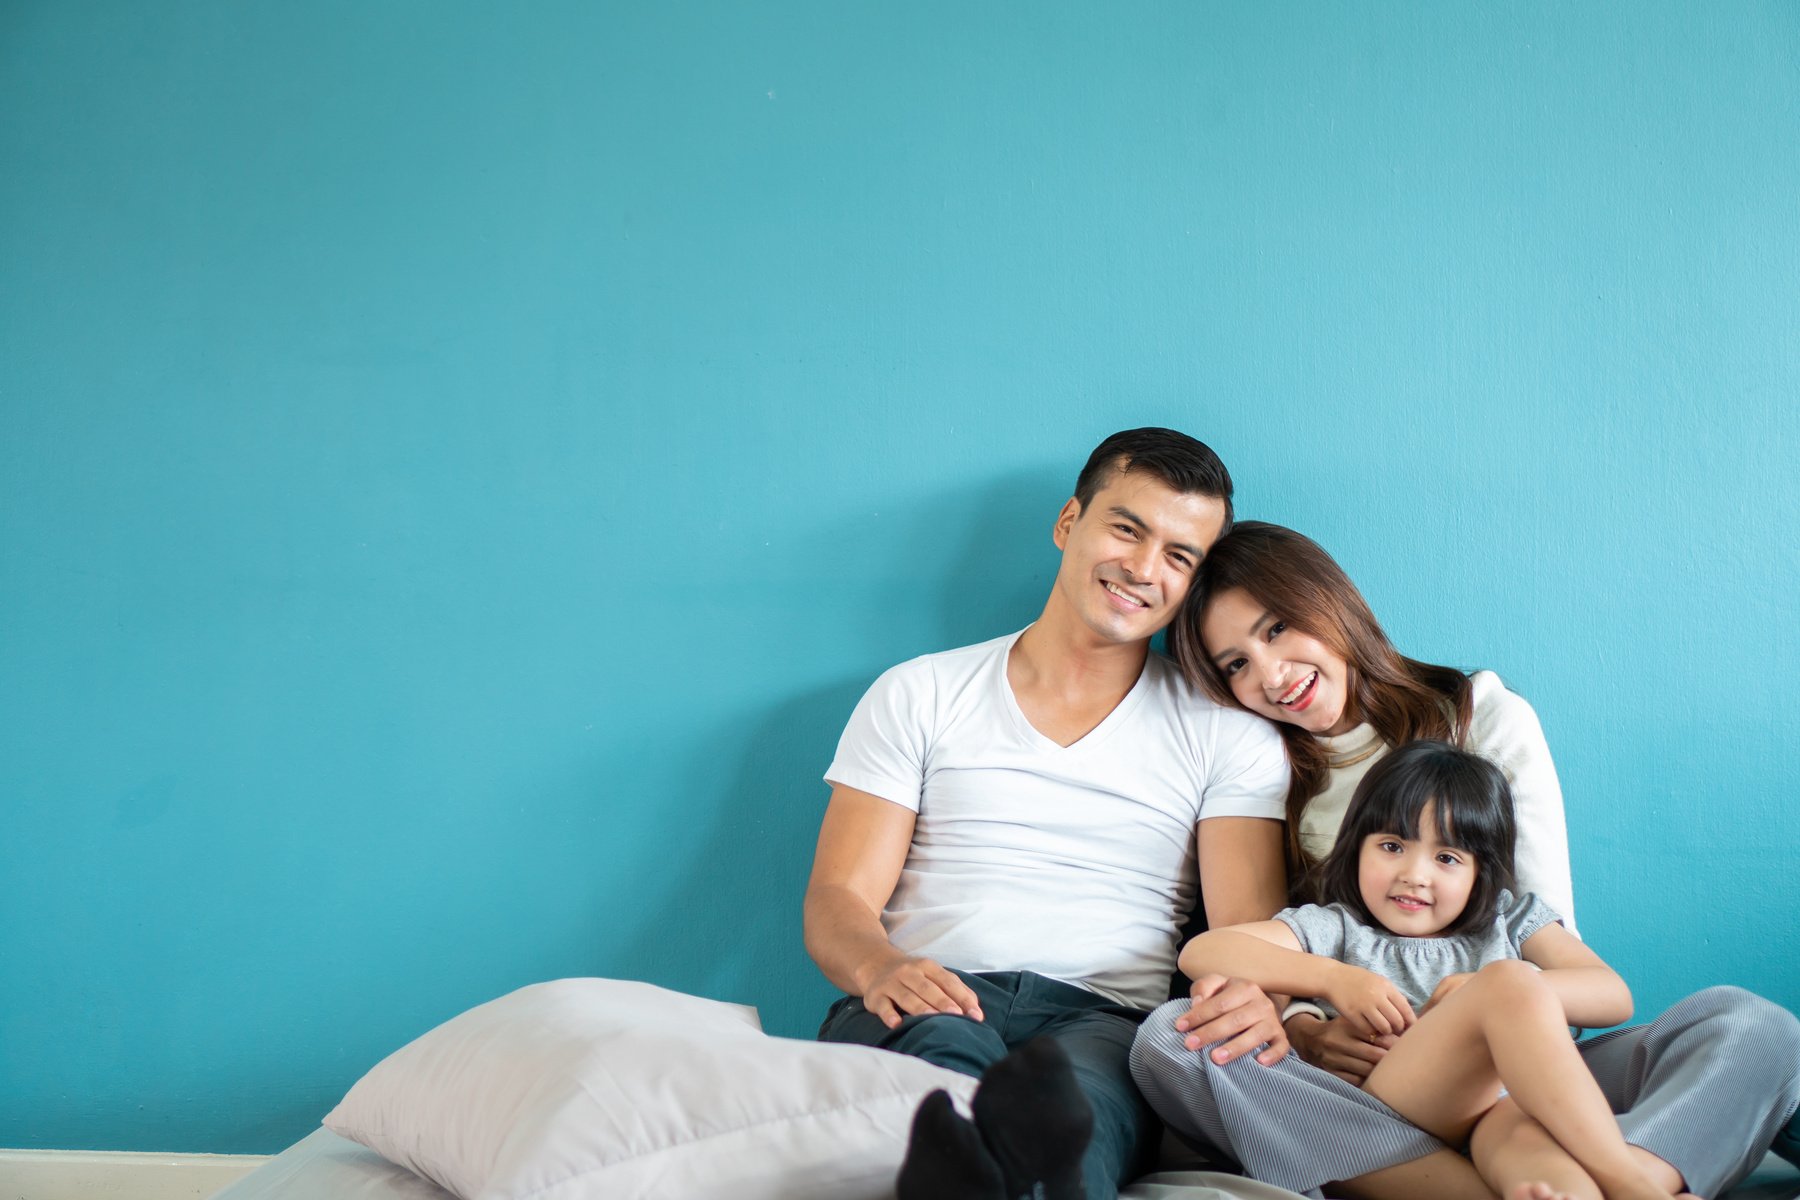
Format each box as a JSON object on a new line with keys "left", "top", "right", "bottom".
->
{"left": 1585, "top": 986, "right": 1800, "bottom": 1198}
{"left": 1130, "top": 985, "right": 1800, "bottom": 1199}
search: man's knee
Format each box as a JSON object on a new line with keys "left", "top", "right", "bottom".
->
{"left": 886, "top": 1011, "right": 1010, "bottom": 1077}
{"left": 820, "top": 997, "right": 1007, "bottom": 1074}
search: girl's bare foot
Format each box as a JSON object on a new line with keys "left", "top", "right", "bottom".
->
{"left": 1593, "top": 1175, "right": 1682, "bottom": 1200}
{"left": 1508, "top": 1183, "right": 1570, "bottom": 1200}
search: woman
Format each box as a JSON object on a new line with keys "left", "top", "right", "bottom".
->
{"left": 1129, "top": 522, "right": 1799, "bottom": 1200}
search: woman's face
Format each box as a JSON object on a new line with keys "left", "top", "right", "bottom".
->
{"left": 1200, "top": 587, "right": 1359, "bottom": 736}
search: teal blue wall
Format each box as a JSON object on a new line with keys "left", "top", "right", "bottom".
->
{"left": 4, "top": 1, "right": 1797, "bottom": 1153}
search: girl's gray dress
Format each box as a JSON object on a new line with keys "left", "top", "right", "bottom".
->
{"left": 1276, "top": 888, "right": 1558, "bottom": 1017}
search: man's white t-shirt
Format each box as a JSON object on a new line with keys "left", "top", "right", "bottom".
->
{"left": 825, "top": 630, "right": 1289, "bottom": 1010}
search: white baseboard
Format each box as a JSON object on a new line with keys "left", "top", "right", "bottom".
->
{"left": 0, "top": 1148, "right": 268, "bottom": 1200}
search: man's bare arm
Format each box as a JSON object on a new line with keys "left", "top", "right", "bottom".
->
{"left": 1197, "top": 815, "right": 1288, "bottom": 930}
{"left": 802, "top": 785, "right": 983, "bottom": 1027}
{"left": 1176, "top": 816, "right": 1291, "bottom": 1065}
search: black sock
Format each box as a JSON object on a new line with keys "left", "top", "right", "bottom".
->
{"left": 896, "top": 1089, "right": 1007, "bottom": 1200}
{"left": 970, "top": 1038, "right": 1093, "bottom": 1200}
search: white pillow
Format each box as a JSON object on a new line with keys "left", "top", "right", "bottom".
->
{"left": 323, "top": 978, "right": 978, "bottom": 1200}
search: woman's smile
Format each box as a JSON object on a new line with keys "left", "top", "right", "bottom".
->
{"left": 1276, "top": 670, "right": 1320, "bottom": 710}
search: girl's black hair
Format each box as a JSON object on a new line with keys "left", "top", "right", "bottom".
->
{"left": 1313, "top": 740, "right": 1518, "bottom": 936}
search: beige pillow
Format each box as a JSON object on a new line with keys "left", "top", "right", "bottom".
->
{"left": 324, "top": 978, "right": 977, "bottom": 1200}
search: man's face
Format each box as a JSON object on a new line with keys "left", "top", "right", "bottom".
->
{"left": 1049, "top": 468, "right": 1228, "bottom": 647}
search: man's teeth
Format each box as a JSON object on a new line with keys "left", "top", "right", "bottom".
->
{"left": 1103, "top": 582, "right": 1147, "bottom": 607}
{"left": 1278, "top": 672, "right": 1317, "bottom": 704}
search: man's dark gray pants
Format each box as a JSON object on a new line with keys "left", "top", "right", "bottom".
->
{"left": 818, "top": 969, "right": 1161, "bottom": 1200}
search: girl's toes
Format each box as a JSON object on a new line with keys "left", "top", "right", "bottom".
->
{"left": 1508, "top": 1183, "right": 1572, "bottom": 1200}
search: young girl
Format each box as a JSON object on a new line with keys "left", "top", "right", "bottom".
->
{"left": 1181, "top": 739, "right": 1683, "bottom": 1200}
{"left": 1188, "top": 741, "right": 1677, "bottom": 1200}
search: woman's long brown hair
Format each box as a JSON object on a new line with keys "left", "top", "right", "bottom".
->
{"left": 1168, "top": 522, "right": 1473, "bottom": 888}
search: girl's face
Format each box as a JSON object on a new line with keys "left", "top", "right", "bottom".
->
{"left": 1200, "top": 587, "right": 1359, "bottom": 736}
{"left": 1356, "top": 801, "right": 1476, "bottom": 937}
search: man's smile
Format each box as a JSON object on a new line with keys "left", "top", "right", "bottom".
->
{"left": 1102, "top": 580, "right": 1150, "bottom": 609}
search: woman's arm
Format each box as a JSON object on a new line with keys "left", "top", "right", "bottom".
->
{"left": 1518, "top": 922, "right": 1632, "bottom": 1028}
{"left": 1469, "top": 674, "right": 1577, "bottom": 933}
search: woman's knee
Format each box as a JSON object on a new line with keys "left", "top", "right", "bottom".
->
{"left": 1644, "top": 985, "right": 1800, "bottom": 1111}
{"left": 1129, "top": 1000, "right": 1198, "bottom": 1071}
{"left": 1668, "top": 985, "right": 1800, "bottom": 1050}
{"left": 1129, "top": 1000, "right": 1225, "bottom": 1103}
{"left": 1689, "top": 984, "right": 1794, "bottom": 1022}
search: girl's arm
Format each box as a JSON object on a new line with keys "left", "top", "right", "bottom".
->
{"left": 1518, "top": 922, "right": 1632, "bottom": 1028}
{"left": 1180, "top": 922, "right": 1416, "bottom": 1037}
{"left": 1178, "top": 921, "right": 1314, "bottom": 988}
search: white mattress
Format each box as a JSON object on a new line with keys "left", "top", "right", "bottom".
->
{"left": 209, "top": 1128, "right": 1309, "bottom": 1200}
{"left": 214, "top": 1130, "right": 454, "bottom": 1200}
{"left": 215, "top": 1127, "right": 1796, "bottom": 1200}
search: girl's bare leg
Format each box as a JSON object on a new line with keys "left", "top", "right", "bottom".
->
{"left": 1471, "top": 1098, "right": 1602, "bottom": 1200}
{"left": 1623, "top": 1149, "right": 1693, "bottom": 1198}
{"left": 1327, "top": 1148, "right": 1500, "bottom": 1200}
{"left": 1360, "top": 961, "right": 1670, "bottom": 1200}
{"left": 1473, "top": 1102, "right": 1704, "bottom": 1200}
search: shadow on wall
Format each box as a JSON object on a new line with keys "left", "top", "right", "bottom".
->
{"left": 609, "top": 467, "right": 1067, "bottom": 1036}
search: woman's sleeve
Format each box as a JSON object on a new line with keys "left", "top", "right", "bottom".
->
{"left": 1469, "top": 673, "right": 1578, "bottom": 935}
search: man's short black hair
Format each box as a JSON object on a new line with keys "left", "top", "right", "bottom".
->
{"left": 1072, "top": 427, "right": 1235, "bottom": 532}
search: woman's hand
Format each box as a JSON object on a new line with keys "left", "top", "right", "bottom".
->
{"left": 1420, "top": 972, "right": 1474, "bottom": 1016}
{"left": 1324, "top": 964, "right": 1416, "bottom": 1038}
{"left": 1285, "top": 1013, "right": 1396, "bottom": 1084}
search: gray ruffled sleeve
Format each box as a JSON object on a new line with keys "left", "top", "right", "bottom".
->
{"left": 1499, "top": 889, "right": 1562, "bottom": 954}
{"left": 1275, "top": 902, "right": 1351, "bottom": 960}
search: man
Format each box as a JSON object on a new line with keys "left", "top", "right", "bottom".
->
{"left": 803, "top": 428, "right": 1291, "bottom": 1200}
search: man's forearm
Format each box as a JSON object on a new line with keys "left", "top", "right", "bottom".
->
{"left": 802, "top": 883, "right": 905, "bottom": 995}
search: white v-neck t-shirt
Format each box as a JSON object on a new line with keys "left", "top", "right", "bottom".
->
{"left": 825, "top": 629, "right": 1288, "bottom": 1009}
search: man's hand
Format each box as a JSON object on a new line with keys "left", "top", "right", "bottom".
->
{"left": 858, "top": 955, "right": 984, "bottom": 1029}
{"left": 1286, "top": 1013, "right": 1395, "bottom": 1085}
{"left": 1172, "top": 974, "right": 1289, "bottom": 1066}
{"left": 1323, "top": 963, "right": 1416, "bottom": 1038}
{"left": 1420, "top": 972, "right": 1474, "bottom": 1016}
